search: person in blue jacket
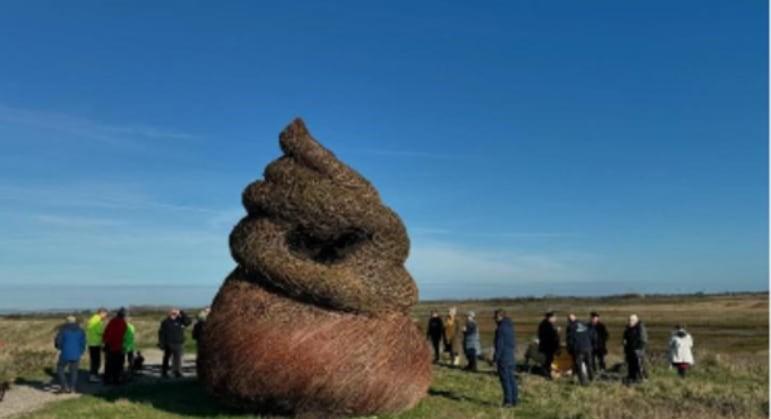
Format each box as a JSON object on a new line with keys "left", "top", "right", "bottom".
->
{"left": 54, "top": 315, "right": 86, "bottom": 393}
{"left": 493, "top": 309, "right": 518, "bottom": 407}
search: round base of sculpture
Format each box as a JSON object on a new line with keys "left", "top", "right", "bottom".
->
{"left": 198, "top": 271, "right": 432, "bottom": 416}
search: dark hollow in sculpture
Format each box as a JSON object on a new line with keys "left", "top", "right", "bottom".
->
{"left": 198, "top": 119, "right": 432, "bottom": 416}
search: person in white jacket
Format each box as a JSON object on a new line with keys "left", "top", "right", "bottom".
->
{"left": 668, "top": 325, "right": 694, "bottom": 378}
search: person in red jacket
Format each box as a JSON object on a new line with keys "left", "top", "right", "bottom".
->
{"left": 102, "top": 307, "right": 128, "bottom": 385}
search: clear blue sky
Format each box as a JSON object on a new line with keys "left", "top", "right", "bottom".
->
{"left": 0, "top": 1, "right": 767, "bottom": 308}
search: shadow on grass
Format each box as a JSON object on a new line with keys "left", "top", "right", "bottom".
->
{"left": 14, "top": 377, "right": 59, "bottom": 393}
{"left": 13, "top": 367, "right": 95, "bottom": 394}
{"left": 90, "top": 378, "right": 247, "bottom": 417}
{"left": 427, "top": 388, "right": 499, "bottom": 408}
{"left": 434, "top": 362, "right": 498, "bottom": 377}
{"left": 436, "top": 361, "right": 556, "bottom": 382}
{"left": 428, "top": 388, "right": 498, "bottom": 407}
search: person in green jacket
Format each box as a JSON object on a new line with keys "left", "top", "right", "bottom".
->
{"left": 124, "top": 319, "right": 136, "bottom": 375}
{"left": 86, "top": 308, "right": 108, "bottom": 383}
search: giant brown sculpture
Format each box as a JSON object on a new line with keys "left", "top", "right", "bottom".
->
{"left": 198, "top": 118, "right": 432, "bottom": 416}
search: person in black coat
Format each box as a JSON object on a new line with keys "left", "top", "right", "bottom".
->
{"left": 426, "top": 310, "right": 444, "bottom": 363}
{"left": 566, "top": 313, "right": 594, "bottom": 385}
{"left": 537, "top": 311, "right": 559, "bottom": 379}
{"left": 493, "top": 309, "right": 517, "bottom": 407}
{"left": 158, "top": 308, "right": 191, "bottom": 378}
{"left": 192, "top": 307, "right": 210, "bottom": 344}
{"left": 589, "top": 312, "right": 609, "bottom": 372}
{"left": 623, "top": 314, "right": 648, "bottom": 384}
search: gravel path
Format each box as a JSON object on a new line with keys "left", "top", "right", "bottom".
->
{"left": 0, "top": 349, "right": 197, "bottom": 418}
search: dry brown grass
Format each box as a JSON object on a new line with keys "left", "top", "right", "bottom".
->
{"left": 3, "top": 292, "right": 768, "bottom": 419}
{"left": 0, "top": 312, "right": 178, "bottom": 382}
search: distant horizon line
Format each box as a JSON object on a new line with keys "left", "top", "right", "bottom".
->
{"left": 1, "top": 289, "right": 766, "bottom": 315}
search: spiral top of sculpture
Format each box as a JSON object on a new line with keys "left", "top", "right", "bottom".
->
{"left": 230, "top": 118, "right": 419, "bottom": 315}
{"left": 199, "top": 118, "right": 431, "bottom": 417}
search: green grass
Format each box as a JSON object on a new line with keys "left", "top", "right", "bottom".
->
{"left": 22, "top": 354, "right": 769, "bottom": 419}
{"left": 4, "top": 293, "right": 769, "bottom": 418}
{"left": 0, "top": 311, "right": 199, "bottom": 382}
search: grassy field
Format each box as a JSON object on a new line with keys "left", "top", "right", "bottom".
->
{"left": 1, "top": 292, "right": 767, "bottom": 418}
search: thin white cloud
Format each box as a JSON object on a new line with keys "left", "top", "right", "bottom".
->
{"left": 0, "top": 103, "right": 196, "bottom": 147}
{"left": 0, "top": 183, "right": 220, "bottom": 215}
{"left": 407, "top": 241, "right": 598, "bottom": 287}
{"left": 0, "top": 227, "right": 231, "bottom": 286}
{"left": 207, "top": 207, "right": 245, "bottom": 229}
{"left": 33, "top": 214, "right": 124, "bottom": 228}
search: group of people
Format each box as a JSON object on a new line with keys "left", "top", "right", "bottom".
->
{"left": 426, "top": 307, "right": 696, "bottom": 407}
{"left": 426, "top": 307, "right": 481, "bottom": 369}
{"left": 52, "top": 306, "right": 209, "bottom": 394}
{"left": 52, "top": 304, "right": 696, "bottom": 405}
{"left": 536, "top": 311, "right": 612, "bottom": 384}
{"left": 55, "top": 307, "right": 138, "bottom": 392}
{"left": 426, "top": 307, "right": 518, "bottom": 406}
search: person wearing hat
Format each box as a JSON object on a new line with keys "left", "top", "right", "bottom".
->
{"left": 462, "top": 311, "right": 481, "bottom": 371}
{"left": 102, "top": 308, "right": 128, "bottom": 385}
{"left": 589, "top": 312, "right": 609, "bottom": 372}
{"left": 54, "top": 315, "right": 86, "bottom": 393}
{"left": 537, "top": 311, "right": 560, "bottom": 379}
{"left": 668, "top": 324, "right": 694, "bottom": 378}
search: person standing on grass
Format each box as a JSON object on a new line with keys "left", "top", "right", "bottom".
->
{"left": 443, "top": 307, "right": 463, "bottom": 366}
{"left": 623, "top": 314, "right": 648, "bottom": 384}
{"left": 668, "top": 324, "right": 694, "bottom": 378}
{"left": 589, "top": 312, "right": 609, "bottom": 372}
{"left": 54, "top": 315, "right": 85, "bottom": 394}
{"left": 102, "top": 307, "right": 128, "bottom": 385}
{"left": 124, "top": 317, "right": 136, "bottom": 375}
{"left": 158, "top": 308, "right": 191, "bottom": 378}
{"left": 86, "top": 307, "right": 108, "bottom": 383}
{"left": 192, "top": 307, "right": 210, "bottom": 345}
{"left": 462, "top": 311, "right": 481, "bottom": 372}
{"left": 426, "top": 310, "right": 444, "bottom": 363}
{"left": 566, "top": 313, "right": 594, "bottom": 385}
{"left": 537, "top": 311, "right": 560, "bottom": 379}
{"left": 493, "top": 309, "right": 517, "bottom": 407}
